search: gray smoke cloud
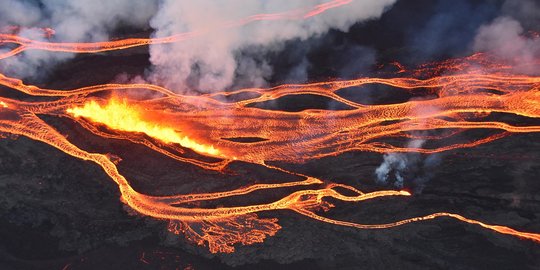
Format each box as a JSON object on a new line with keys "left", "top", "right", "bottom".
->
{"left": 0, "top": 0, "right": 158, "bottom": 78}
{"left": 473, "top": 16, "right": 540, "bottom": 74}
{"left": 374, "top": 0, "right": 539, "bottom": 192}
{"left": 147, "top": 0, "right": 396, "bottom": 93}
{"left": 375, "top": 139, "right": 441, "bottom": 192}
{"left": 472, "top": 0, "right": 540, "bottom": 74}
{"left": 0, "top": 0, "right": 397, "bottom": 90}
{"left": 501, "top": 0, "right": 540, "bottom": 29}
{"left": 374, "top": 103, "right": 443, "bottom": 192}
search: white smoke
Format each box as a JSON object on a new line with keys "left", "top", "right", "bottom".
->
{"left": 0, "top": 1, "right": 42, "bottom": 27}
{"left": 375, "top": 144, "right": 441, "bottom": 192}
{"left": 374, "top": 102, "right": 443, "bottom": 192}
{"left": 0, "top": 0, "right": 159, "bottom": 78}
{"left": 147, "top": 0, "right": 396, "bottom": 93}
{"left": 473, "top": 0, "right": 540, "bottom": 75}
{"left": 375, "top": 150, "right": 410, "bottom": 189}
{"left": 375, "top": 139, "right": 425, "bottom": 189}
{"left": 0, "top": 1, "right": 397, "bottom": 87}
{"left": 473, "top": 16, "right": 540, "bottom": 72}
{"left": 501, "top": 0, "right": 540, "bottom": 29}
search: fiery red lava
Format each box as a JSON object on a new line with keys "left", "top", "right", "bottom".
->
{"left": 1, "top": 1, "right": 539, "bottom": 254}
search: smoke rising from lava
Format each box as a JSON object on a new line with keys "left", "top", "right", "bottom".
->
{"left": 473, "top": 16, "right": 540, "bottom": 74}
{"left": 147, "top": 0, "right": 396, "bottom": 92}
{"left": 375, "top": 139, "right": 441, "bottom": 192}
{"left": 375, "top": 0, "right": 539, "bottom": 192}
{"left": 1, "top": 0, "right": 540, "bottom": 259}
{"left": 501, "top": 0, "right": 540, "bottom": 30}
{"left": 0, "top": 0, "right": 394, "bottom": 92}
{"left": 0, "top": 0, "right": 158, "bottom": 78}
{"left": 374, "top": 105, "right": 443, "bottom": 192}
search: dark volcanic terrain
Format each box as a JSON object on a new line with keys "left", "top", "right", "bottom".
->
{"left": 0, "top": 123, "right": 539, "bottom": 269}
{"left": 1, "top": 0, "right": 540, "bottom": 269}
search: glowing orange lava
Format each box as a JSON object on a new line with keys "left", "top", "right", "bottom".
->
{"left": 0, "top": 0, "right": 353, "bottom": 60}
{"left": 66, "top": 99, "right": 221, "bottom": 157}
{"left": 1, "top": 1, "right": 539, "bottom": 254}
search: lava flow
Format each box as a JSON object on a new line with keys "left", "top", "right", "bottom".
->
{"left": 1, "top": 2, "right": 540, "bottom": 254}
{"left": 0, "top": 0, "right": 352, "bottom": 60}
{"left": 66, "top": 99, "right": 220, "bottom": 157}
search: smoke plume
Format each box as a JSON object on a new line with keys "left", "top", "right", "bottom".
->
{"left": 0, "top": 0, "right": 158, "bottom": 78}
{"left": 501, "top": 0, "right": 540, "bottom": 29}
{"left": 147, "top": 0, "right": 396, "bottom": 93}
{"left": 375, "top": 139, "right": 441, "bottom": 193}
{"left": 374, "top": 102, "right": 443, "bottom": 193}
{"left": 473, "top": 16, "right": 540, "bottom": 74}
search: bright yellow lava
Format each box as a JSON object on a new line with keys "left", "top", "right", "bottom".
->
{"left": 66, "top": 99, "right": 220, "bottom": 156}
{"left": 0, "top": 101, "right": 7, "bottom": 108}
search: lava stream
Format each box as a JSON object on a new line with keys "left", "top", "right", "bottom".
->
{"left": 0, "top": 0, "right": 352, "bottom": 59}
{"left": 0, "top": 11, "right": 539, "bottom": 252}
{"left": 0, "top": 59, "right": 539, "bottom": 252}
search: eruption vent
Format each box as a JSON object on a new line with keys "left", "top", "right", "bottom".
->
{"left": 67, "top": 99, "right": 220, "bottom": 157}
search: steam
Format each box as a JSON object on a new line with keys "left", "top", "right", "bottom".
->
{"left": 0, "top": 1, "right": 40, "bottom": 27}
{"left": 374, "top": 103, "right": 443, "bottom": 192}
{"left": 0, "top": 1, "right": 396, "bottom": 88}
{"left": 375, "top": 0, "right": 538, "bottom": 192}
{"left": 402, "top": 0, "right": 501, "bottom": 64}
{"left": 147, "top": 0, "right": 396, "bottom": 93}
{"left": 375, "top": 139, "right": 441, "bottom": 192}
{"left": 501, "top": 0, "right": 540, "bottom": 29}
{"left": 0, "top": 0, "right": 158, "bottom": 78}
{"left": 472, "top": 1, "right": 540, "bottom": 74}
{"left": 473, "top": 17, "right": 540, "bottom": 72}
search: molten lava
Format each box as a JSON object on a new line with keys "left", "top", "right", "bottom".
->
{"left": 66, "top": 99, "right": 220, "bottom": 157}
{"left": 1, "top": 0, "right": 539, "bottom": 254}
{"left": 0, "top": 0, "right": 353, "bottom": 60}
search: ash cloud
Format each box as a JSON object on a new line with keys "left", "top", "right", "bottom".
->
{"left": 147, "top": 0, "right": 396, "bottom": 93}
